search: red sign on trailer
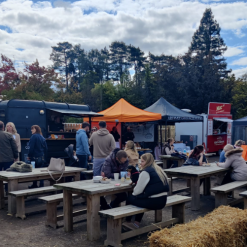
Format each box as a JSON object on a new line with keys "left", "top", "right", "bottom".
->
{"left": 208, "top": 103, "right": 231, "bottom": 115}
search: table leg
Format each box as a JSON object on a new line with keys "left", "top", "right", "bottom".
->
{"left": 74, "top": 172, "right": 80, "bottom": 181}
{"left": 87, "top": 194, "right": 100, "bottom": 241}
{"left": 63, "top": 190, "right": 73, "bottom": 232}
{"left": 203, "top": 177, "right": 211, "bottom": 196}
{"left": 178, "top": 159, "right": 184, "bottom": 167}
{"left": 8, "top": 180, "right": 18, "bottom": 215}
{"left": 168, "top": 178, "right": 172, "bottom": 196}
{"left": 162, "top": 160, "right": 167, "bottom": 169}
{"left": 0, "top": 181, "right": 4, "bottom": 209}
{"left": 190, "top": 177, "right": 200, "bottom": 211}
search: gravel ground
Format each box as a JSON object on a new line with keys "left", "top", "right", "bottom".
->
{"left": 0, "top": 156, "right": 245, "bottom": 247}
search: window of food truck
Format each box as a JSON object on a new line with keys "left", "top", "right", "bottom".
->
{"left": 213, "top": 119, "right": 232, "bottom": 135}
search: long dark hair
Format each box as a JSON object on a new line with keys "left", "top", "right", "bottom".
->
{"left": 31, "top": 125, "right": 43, "bottom": 136}
{"left": 189, "top": 145, "right": 204, "bottom": 158}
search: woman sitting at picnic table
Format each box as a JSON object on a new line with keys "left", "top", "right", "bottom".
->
{"left": 162, "top": 138, "right": 176, "bottom": 155}
{"left": 217, "top": 144, "right": 247, "bottom": 185}
{"left": 219, "top": 140, "right": 245, "bottom": 162}
{"left": 124, "top": 141, "right": 139, "bottom": 167}
{"left": 183, "top": 145, "right": 207, "bottom": 166}
{"left": 122, "top": 153, "right": 169, "bottom": 230}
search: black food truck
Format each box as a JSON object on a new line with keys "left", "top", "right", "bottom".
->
{"left": 0, "top": 99, "right": 102, "bottom": 163}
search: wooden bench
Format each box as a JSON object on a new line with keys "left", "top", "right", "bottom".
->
{"left": 82, "top": 170, "right": 93, "bottom": 179}
{"left": 9, "top": 186, "right": 58, "bottom": 219}
{"left": 239, "top": 191, "right": 247, "bottom": 209}
{"left": 211, "top": 181, "right": 247, "bottom": 208}
{"left": 39, "top": 193, "right": 86, "bottom": 229}
{"left": 99, "top": 195, "right": 191, "bottom": 247}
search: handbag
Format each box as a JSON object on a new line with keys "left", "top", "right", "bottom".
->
{"left": 47, "top": 158, "right": 65, "bottom": 182}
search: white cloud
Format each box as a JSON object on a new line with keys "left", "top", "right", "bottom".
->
{"left": 224, "top": 46, "right": 245, "bottom": 57}
{"left": 232, "top": 67, "right": 247, "bottom": 78}
{"left": 0, "top": 0, "right": 246, "bottom": 68}
{"left": 231, "top": 57, "right": 247, "bottom": 66}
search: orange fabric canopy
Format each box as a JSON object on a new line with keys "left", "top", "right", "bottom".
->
{"left": 85, "top": 98, "right": 162, "bottom": 123}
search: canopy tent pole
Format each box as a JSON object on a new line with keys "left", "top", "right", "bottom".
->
{"left": 159, "top": 121, "right": 163, "bottom": 151}
{"left": 89, "top": 116, "right": 92, "bottom": 131}
{"left": 165, "top": 120, "right": 167, "bottom": 142}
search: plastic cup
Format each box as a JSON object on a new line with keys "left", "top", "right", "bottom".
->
{"left": 114, "top": 173, "right": 119, "bottom": 181}
{"left": 31, "top": 161, "right": 35, "bottom": 169}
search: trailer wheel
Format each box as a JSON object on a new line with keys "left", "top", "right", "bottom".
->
{"left": 218, "top": 149, "right": 223, "bottom": 156}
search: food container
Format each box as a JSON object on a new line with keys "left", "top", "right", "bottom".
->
{"left": 93, "top": 176, "right": 103, "bottom": 183}
{"left": 100, "top": 179, "right": 110, "bottom": 184}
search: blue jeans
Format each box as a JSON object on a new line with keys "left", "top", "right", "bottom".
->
{"left": 93, "top": 158, "right": 106, "bottom": 176}
{"left": 0, "top": 161, "right": 13, "bottom": 192}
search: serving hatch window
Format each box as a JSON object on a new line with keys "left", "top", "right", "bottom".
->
{"left": 213, "top": 118, "right": 232, "bottom": 135}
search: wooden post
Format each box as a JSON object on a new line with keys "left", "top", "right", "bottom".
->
{"left": 46, "top": 202, "right": 58, "bottom": 229}
{"left": 8, "top": 179, "right": 18, "bottom": 215}
{"left": 16, "top": 196, "right": 26, "bottom": 220}
{"left": 190, "top": 177, "right": 200, "bottom": 210}
{"left": 63, "top": 190, "right": 73, "bottom": 232}
{"left": 155, "top": 209, "right": 162, "bottom": 223}
{"left": 87, "top": 194, "right": 101, "bottom": 241}
{"left": 244, "top": 198, "right": 247, "bottom": 209}
{"left": 0, "top": 181, "right": 4, "bottom": 209}
{"left": 215, "top": 193, "right": 227, "bottom": 208}
{"left": 172, "top": 203, "right": 185, "bottom": 224}
{"left": 104, "top": 218, "right": 122, "bottom": 247}
{"left": 168, "top": 179, "right": 172, "bottom": 196}
{"left": 203, "top": 177, "right": 211, "bottom": 196}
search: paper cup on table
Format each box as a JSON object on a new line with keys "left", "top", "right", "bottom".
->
{"left": 114, "top": 173, "right": 119, "bottom": 181}
{"left": 31, "top": 161, "right": 35, "bottom": 169}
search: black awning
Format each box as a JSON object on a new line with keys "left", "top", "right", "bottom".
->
{"left": 145, "top": 97, "right": 203, "bottom": 123}
{"left": 47, "top": 108, "right": 103, "bottom": 118}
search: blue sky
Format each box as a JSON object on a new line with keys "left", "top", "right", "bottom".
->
{"left": 0, "top": 0, "right": 247, "bottom": 78}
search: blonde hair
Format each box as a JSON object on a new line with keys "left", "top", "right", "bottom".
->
{"left": 124, "top": 141, "right": 138, "bottom": 155}
{"left": 223, "top": 144, "right": 234, "bottom": 152}
{"left": 141, "top": 153, "right": 168, "bottom": 185}
{"left": 5, "top": 122, "right": 17, "bottom": 134}
{"left": 235, "top": 140, "right": 245, "bottom": 147}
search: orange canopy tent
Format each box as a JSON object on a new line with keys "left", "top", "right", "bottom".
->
{"left": 85, "top": 98, "right": 162, "bottom": 122}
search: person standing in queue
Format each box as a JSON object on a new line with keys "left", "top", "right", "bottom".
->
{"left": 122, "top": 153, "right": 169, "bottom": 230}
{"left": 28, "top": 125, "right": 48, "bottom": 188}
{"left": 89, "top": 121, "right": 116, "bottom": 176}
{"left": 6, "top": 122, "right": 21, "bottom": 160}
{"left": 0, "top": 121, "right": 18, "bottom": 193}
{"left": 111, "top": 126, "right": 120, "bottom": 148}
{"left": 76, "top": 122, "right": 92, "bottom": 170}
{"left": 124, "top": 126, "right": 135, "bottom": 143}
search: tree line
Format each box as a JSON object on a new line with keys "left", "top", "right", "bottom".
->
{"left": 0, "top": 8, "right": 247, "bottom": 119}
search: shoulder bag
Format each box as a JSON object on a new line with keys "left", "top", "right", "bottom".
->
{"left": 47, "top": 158, "right": 65, "bottom": 182}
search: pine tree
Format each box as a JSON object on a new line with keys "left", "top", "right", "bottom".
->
{"left": 50, "top": 42, "right": 74, "bottom": 90}
{"left": 184, "top": 8, "right": 231, "bottom": 113}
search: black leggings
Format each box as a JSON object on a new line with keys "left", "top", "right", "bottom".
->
{"left": 221, "top": 171, "right": 235, "bottom": 185}
{"left": 126, "top": 195, "right": 167, "bottom": 223}
{"left": 100, "top": 192, "right": 127, "bottom": 209}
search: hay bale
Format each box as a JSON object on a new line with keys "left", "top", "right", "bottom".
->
{"left": 149, "top": 206, "right": 247, "bottom": 247}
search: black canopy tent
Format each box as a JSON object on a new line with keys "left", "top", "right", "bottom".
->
{"left": 144, "top": 97, "right": 204, "bottom": 148}
{"left": 233, "top": 116, "right": 247, "bottom": 144}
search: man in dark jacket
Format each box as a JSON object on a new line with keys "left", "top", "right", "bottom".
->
{"left": 100, "top": 149, "right": 129, "bottom": 209}
{"left": 0, "top": 121, "right": 18, "bottom": 170}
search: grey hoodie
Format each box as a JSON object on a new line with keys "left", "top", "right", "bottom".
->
{"left": 218, "top": 148, "right": 247, "bottom": 181}
{"left": 89, "top": 128, "right": 116, "bottom": 159}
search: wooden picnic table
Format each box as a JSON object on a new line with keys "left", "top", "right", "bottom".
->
{"left": 54, "top": 180, "right": 133, "bottom": 241}
{"left": 0, "top": 167, "right": 85, "bottom": 215}
{"left": 164, "top": 163, "right": 229, "bottom": 210}
{"left": 159, "top": 155, "right": 185, "bottom": 168}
